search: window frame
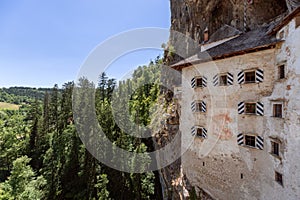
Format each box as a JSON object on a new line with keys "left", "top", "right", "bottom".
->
{"left": 244, "top": 102, "right": 256, "bottom": 114}
{"left": 219, "top": 74, "right": 228, "bottom": 86}
{"left": 278, "top": 65, "right": 285, "bottom": 79}
{"left": 244, "top": 70, "right": 256, "bottom": 83}
{"left": 273, "top": 103, "right": 283, "bottom": 118}
{"left": 244, "top": 135, "right": 256, "bottom": 148}
{"left": 196, "top": 127, "right": 203, "bottom": 137}
{"left": 194, "top": 101, "right": 205, "bottom": 113}
{"left": 196, "top": 77, "right": 203, "bottom": 88}
{"left": 271, "top": 141, "right": 280, "bottom": 157}
{"left": 194, "top": 126, "right": 207, "bottom": 139}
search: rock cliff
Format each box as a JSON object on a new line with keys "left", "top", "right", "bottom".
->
{"left": 168, "top": 0, "right": 288, "bottom": 63}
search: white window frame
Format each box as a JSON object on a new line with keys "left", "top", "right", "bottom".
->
{"left": 272, "top": 102, "right": 284, "bottom": 118}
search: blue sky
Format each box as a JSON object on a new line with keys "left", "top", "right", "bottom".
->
{"left": 0, "top": 0, "right": 170, "bottom": 88}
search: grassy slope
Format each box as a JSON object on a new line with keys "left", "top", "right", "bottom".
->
{"left": 0, "top": 102, "right": 20, "bottom": 110}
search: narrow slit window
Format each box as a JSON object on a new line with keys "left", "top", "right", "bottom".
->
{"left": 275, "top": 171, "right": 283, "bottom": 186}
{"left": 279, "top": 65, "right": 285, "bottom": 79}
{"left": 273, "top": 104, "right": 283, "bottom": 118}
{"left": 245, "top": 71, "right": 256, "bottom": 83}
{"left": 245, "top": 135, "right": 256, "bottom": 147}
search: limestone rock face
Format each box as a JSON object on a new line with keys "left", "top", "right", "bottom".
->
{"left": 169, "top": 0, "right": 288, "bottom": 61}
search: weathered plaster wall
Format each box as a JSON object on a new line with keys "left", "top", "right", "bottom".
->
{"left": 266, "top": 16, "right": 300, "bottom": 199}
{"left": 179, "top": 49, "right": 298, "bottom": 199}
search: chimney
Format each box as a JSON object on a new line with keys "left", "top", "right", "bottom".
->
{"left": 204, "top": 27, "right": 209, "bottom": 42}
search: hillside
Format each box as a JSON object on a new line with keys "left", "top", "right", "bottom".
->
{"left": 0, "top": 87, "right": 52, "bottom": 104}
{"left": 0, "top": 102, "right": 20, "bottom": 110}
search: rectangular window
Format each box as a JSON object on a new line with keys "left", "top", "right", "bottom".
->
{"left": 196, "top": 128, "right": 203, "bottom": 137}
{"left": 271, "top": 141, "right": 280, "bottom": 156}
{"left": 273, "top": 104, "right": 283, "bottom": 118}
{"left": 219, "top": 75, "right": 227, "bottom": 86}
{"left": 245, "top": 103, "right": 256, "bottom": 114}
{"left": 245, "top": 71, "right": 256, "bottom": 83}
{"left": 245, "top": 135, "right": 256, "bottom": 147}
{"left": 275, "top": 171, "right": 283, "bottom": 186}
{"left": 278, "top": 65, "right": 285, "bottom": 79}
{"left": 196, "top": 78, "right": 203, "bottom": 87}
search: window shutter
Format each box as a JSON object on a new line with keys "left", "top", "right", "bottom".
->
{"left": 191, "top": 101, "right": 196, "bottom": 112}
{"left": 227, "top": 73, "right": 234, "bottom": 85}
{"left": 256, "top": 69, "right": 264, "bottom": 83}
{"left": 256, "top": 102, "right": 264, "bottom": 116}
{"left": 202, "top": 128, "right": 207, "bottom": 138}
{"left": 256, "top": 136, "right": 264, "bottom": 150}
{"left": 238, "top": 102, "right": 245, "bottom": 114}
{"left": 237, "top": 133, "right": 244, "bottom": 145}
{"left": 191, "top": 126, "right": 196, "bottom": 136}
{"left": 202, "top": 76, "right": 207, "bottom": 87}
{"left": 238, "top": 71, "right": 245, "bottom": 84}
{"left": 201, "top": 101, "right": 206, "bottom": 112}
{"left": 213, "top": 75, "right": 219, "bottom": 86}
{"left": 191, "top": 78, "right": 196, "bottom": 88}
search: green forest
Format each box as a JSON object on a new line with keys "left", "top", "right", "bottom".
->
{"left": 0, "top": 58, "right": 165, "bottom": 200}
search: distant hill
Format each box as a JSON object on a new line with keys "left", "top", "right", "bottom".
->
{"left": 0, "top": 87, "right": 52, "bottom": 104}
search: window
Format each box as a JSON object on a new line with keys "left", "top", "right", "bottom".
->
{"left": 196, "top": 102, "right": 206, "bottom": 112}
{"left": 197, "top": 128, "right": 203, "bottom": 137}
{"left": 278, "top": 65, "right": 285, "bottom": 79}
{"left": 296, "top": 16, "right": 300, "bottom": 28}
{"left": 196, "top": 78, "right": 203, "bottom": 87}
{"left": 192, "top": 126, "right": 207, "bottom": 138}
{"left": 245, "top": 135, "right": 256, "bottom": 147}
{"left": 191, "top": 101, "right": 206, "bottom": 113}
{"left": 271, "top": 141, "right": 280, "bottom": 156}
{"left": 238, "top": 69, "right": 263, "bottom": 84}
{"left": 191, "top": 77, "right": 207, "bottom": 88}
{"left": 195, "top": 102, "right": 201, "bottom": 112}
{"left": 275, "top": 171, "right": 283, "bottom": 186}
{"left": 214, "top": 73, "right": 233, "bottom": 86}
{"left": 238, "top": 134, "right": 264, "bottom": 149}
{"left": 219, "top": 75, "right": 227, "bottom": 86}
{"left": 245, "top": 103, "right": 256, "bottom": 114}
{"left": 273, "top": 104, "right": 283, "bottom": 118}
{"left": 245, "top": 71, "right": 256, "bottom": 83}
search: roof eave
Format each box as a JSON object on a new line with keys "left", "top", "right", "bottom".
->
{"left": 171, "top": 41, "right": 282, "bottom": 71}
{"left": 267, "top": 6, "right": 300, "bottom": 35}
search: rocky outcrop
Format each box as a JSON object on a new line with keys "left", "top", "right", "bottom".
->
{"left": 168, "top": 0, "right": 288, "bottom": 63}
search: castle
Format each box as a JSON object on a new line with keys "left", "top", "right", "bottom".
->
{"left": 170, "top": 5, "right": 300, "bottom": 200}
